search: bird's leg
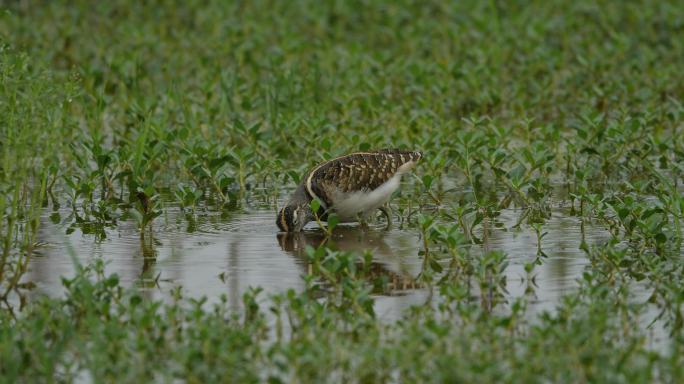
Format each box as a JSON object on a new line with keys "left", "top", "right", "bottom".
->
{"left": 356, "top": 212, "right": 370, "bottom": 230}
{"left": 378, "top": 205, "right": 392, "bottom": 230}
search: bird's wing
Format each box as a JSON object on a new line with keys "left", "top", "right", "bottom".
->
{"left": 305, "top": 149, "right": 422, "bottom": 207}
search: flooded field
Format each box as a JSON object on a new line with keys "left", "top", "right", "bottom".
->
{"left": 30, "top": 197, "right": 670, "bottom": 353}
{"left": 32, "top": 200, "right": 609, "bottom": 316}
{"left": 3, "top": 0, "right": 684, "bottom": 381}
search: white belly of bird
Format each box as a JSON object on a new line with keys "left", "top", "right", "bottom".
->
{"left": 331, "top": 174, "right": 402, "bottom": 222}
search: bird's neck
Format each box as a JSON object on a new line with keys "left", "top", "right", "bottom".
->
{"left": 289, "top": 183, "right": 312, "bottom": 205}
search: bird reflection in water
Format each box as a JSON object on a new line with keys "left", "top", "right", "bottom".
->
{"left": 276, "top": 227, "right": 421, "bottom": 293}
{"left": 138, "top": 233, "right": 160, "bottom": 289}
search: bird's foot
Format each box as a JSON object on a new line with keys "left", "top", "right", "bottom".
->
{"left": 356, "top": 213, "right": 370, "bottom": 230}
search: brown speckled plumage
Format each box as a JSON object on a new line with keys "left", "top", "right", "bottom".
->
{"left": 305, "top": 149, "right": 422, "bottom": 208}
{"left": 277, "top": 148, "right": 422, "bottom": 232}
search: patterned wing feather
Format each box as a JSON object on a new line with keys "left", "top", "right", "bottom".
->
{"left": 305, "top": 149, "right": 422, "bottom": 207}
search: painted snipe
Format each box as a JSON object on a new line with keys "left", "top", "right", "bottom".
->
{"left": 277, "top": 149, "right": 422, "bottom": 232}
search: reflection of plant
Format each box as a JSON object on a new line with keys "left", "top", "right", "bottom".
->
{"left": 531, "top": 222, "right": 548, "bottom": 258}
{"left": 475, "top": 250, "right": 508, "bottom": 312}
{"left": 65, "top": 200, "right": 119, "bottom": 241}
{"left": 417, "top": 214, "right": 438, "bottom": 287}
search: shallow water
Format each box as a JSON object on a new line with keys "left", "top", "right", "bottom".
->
{"left": 31, "top": 206, "right": 429, "bottom": 320}
{"left": 27, "top": 198, "right": 673, "bottom": 352}
{"left": 29, "top": 201, "right": 616, "bottom": 319}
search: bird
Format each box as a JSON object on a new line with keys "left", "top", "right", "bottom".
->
{"left": 277, "top": 148, "right": 422, "bottom": 232}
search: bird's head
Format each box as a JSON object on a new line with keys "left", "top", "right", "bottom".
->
{"left": 277, "top": 203, "right": 314, "bottom": 232}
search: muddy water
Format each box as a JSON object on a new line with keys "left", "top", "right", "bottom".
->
{"left": 29, "top": 202, "right": 617, "bottom": 321}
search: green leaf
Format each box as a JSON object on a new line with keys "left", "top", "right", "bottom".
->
{"left": 129, "top": 209, "right": 143, "bottom": 224}
{"left": 472, "top": 212, "right": 484, "bottom": 229}
{"left": 618, "top": 208, "right": 630, "bottom": 220}
{"left": 327, "top": 213, "right": 339, "bottom": 231}
{"left": 130, "top": 295, "right": 142, "bottom": 306}
{"left": 310, "top": 198, "right": 321, "bottom": 213}
{"left": 422, "top": 175, "right": 434, "bottom": 190}
{"left": 287, "top": 170, "right": 301, "bottom": 184}
{"left": 105, "top": 274, "right": 119, "bottom": 288}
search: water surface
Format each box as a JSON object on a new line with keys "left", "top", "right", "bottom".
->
{"left": 31, "top": 202, "right": 614, "bottom": 322}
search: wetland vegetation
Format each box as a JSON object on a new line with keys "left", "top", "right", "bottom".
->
{"left": 1, "top": 0, "right": 684, "bottom": 382}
